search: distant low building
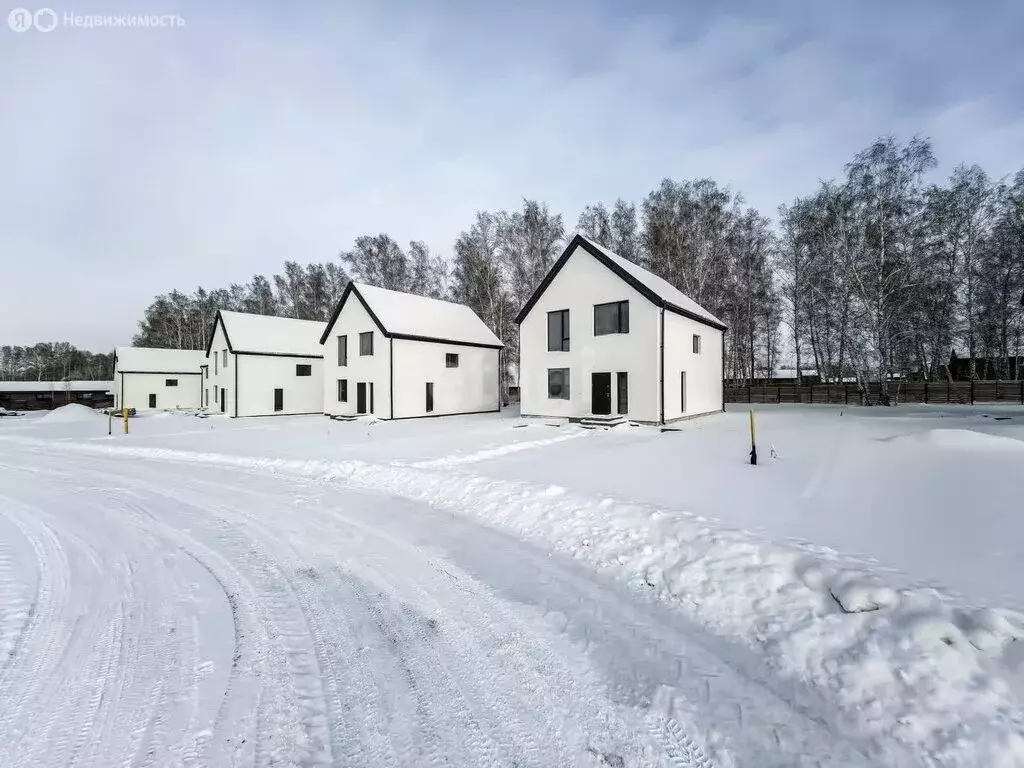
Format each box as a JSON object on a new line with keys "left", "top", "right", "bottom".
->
{"left": 114, "top": 347, "right": 206, "bottom": 411}
{"left": 0, "top": 381, "right": 113, "bottom": 411}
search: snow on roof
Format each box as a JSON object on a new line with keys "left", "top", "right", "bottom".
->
{"left": 354, "top": 283, "right": 503, "bottom": 347}
{"left": 217, "top": 311, "right": 327, "bottom": 357}
{"left": 0, "top": 380, "right": 113, "bottom": 392}
{"left": 115, "top": 347, "right": 206, "bottom": 373}
{"left": 578, "top": 236, "right": 725, "bottom": 327}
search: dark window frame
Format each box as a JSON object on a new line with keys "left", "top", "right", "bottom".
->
{"left": 547, "top": 368, "right": 570, "bottom": 400}
{"left": 223, "top": 349, "right": 228, "bottom": 368}
{"left": 359, "top": 331, "right": 374, "bottom": 356}
{"left": 547, "top": 309, "right": 570, "bottom": 351}
{"left": 338, "top": 335, "right": 348, "bottom": 366}
{"left": 165, "top": 379, "right": 178, "bottom": 387}
{"left": 338, "top": 379, "right": 348, "bottom": 402}
{"left": 594, "top": 301, "right": 629, "bottom": 335}
{"left": 274, "top": 387, "right": 284, "bottom": 412}
{"left": 692, "top": 334, "right": 702, "bottom": 354}
{"left": 426, "top": 382, "right": 434, "bottom": 412}
{"left": 296, "top": 363, "right": 312, "bottom": 377}
{"left": 445, "top": 353, "right": 459, "bottom": 368}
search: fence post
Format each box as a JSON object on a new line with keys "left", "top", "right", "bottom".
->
{"left": 809, "top": 383, "right": 813, "bottom": 404}
{"left": 845, "top": 384, "right": 849, "bottom": 405}
{"left": 970, "top": 379, "right": 975, "bottom": 405}
{"left": 777, "top": 386, "right": 781, "bottom": 404}
{"left": 924, "top": 379, "right": 928, "bottom": 404}
{"left": 748, "top": 385, "right": 752, "bottom": 404}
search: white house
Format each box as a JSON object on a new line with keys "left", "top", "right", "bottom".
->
{"left": 205, "top": 311, "right": 327, "bottom": 417}
{"left": 516, "top": 234, "right": 726, "bottom": 424}
{"left": 320, "top": 282, "right": 503, "bottom": 419}
{"left": 113, "top": 347, "right": 206, "bottom": 411}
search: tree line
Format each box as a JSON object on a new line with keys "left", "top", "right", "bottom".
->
{"left": 0, "top": 344, "right": 114, "bottom": 382}
{"left": 11, "top": 135, "right": 1020, "bottom": 388}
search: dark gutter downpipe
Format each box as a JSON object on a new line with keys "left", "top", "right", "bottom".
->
{"left": 721, "top": 331, "right": 726, "bottom": 412}
{"left": 234, "top": 354, "right": 239, "bottom": 418}
{"left": 659, "top": 306, "right": 665, "bottom": 424}
{"left": 389, "top": 337, "right": 394, "bottom": 420}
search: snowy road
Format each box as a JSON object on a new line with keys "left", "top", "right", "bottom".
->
{"left": 0, "top": 442, "right": 883, "bottom": 767}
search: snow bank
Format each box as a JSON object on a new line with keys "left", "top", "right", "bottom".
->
{"left": 926, "top": 428, "right": 1024, "bottom": 451}
{"left": 4, "top": 434, "right": 1024, "bottom": 765}
{"left": 38, "top": 404, "right": 102, "bottom": 423}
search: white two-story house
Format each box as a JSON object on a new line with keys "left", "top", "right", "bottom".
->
{"left": 320, "top": 282, "right": 503, "bottom": 419}
{"left": 516, "top": 234, "right": 726, "bottom": 424}
{"left": 204, "top": 310, "right": 326, "bottom": 417}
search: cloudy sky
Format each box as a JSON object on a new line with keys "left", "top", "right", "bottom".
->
{"left": 2, "top": 0, "right": 1021, "bottom": 350}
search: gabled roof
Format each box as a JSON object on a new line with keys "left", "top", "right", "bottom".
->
{"left": 319, "top": 282, "right": 504, "bottom": 349}
{"left": 114, "top": 347, "right": 206, "bottom": 373}
{"left": 206, "top": 311, "right": 327, "bottom": 358}
{"left": 514, "top": 234, "right": 727, "bottom": 331}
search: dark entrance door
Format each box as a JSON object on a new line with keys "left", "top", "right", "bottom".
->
{"left": 616, "top": 372, "right": 628, "bottom": 415}
{"left": 220, "top": 390, "right": 226, "bottom": 413}
{"left": 357, "top": 382, "right": 367, "bottom": 414}
{"left": 591, "top": 372, "right": 611, "bottom": 415}
{"left": 274, "top": 388, "right": 283, "bottom": 412}
{"left": 425, "top": 382, "right": 434, "bottom": 413}
{"left": 149, "top": 393, "right": 157, "bottom": 408}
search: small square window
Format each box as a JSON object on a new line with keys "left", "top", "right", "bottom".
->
{"left": 165, "top": 379, "right": 178, "bottom": 387}
{"left": 692, "top": 334, "right": 702, "bottom": 354}
{"left": 548, "top": 368, "right": 570, "bottom": 400}
{"left": 296, "top": 364, "right": 312, "bottom": 377}
{"left": 337, "top": 379, "right": 348, "bottom": 402}
{"left": 359, "top": 331, "right": 374, "bottom": 356}
{"left": 445, "top": 353, "right": 459, "bottom": 368}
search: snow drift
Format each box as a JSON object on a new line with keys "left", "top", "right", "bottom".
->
{"left": 39, "top": 404, "right": 102, "bottom": 424}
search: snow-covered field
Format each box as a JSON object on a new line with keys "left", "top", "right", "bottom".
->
{"left": 1, "top": 403, "right": 1022, "bottom": 766}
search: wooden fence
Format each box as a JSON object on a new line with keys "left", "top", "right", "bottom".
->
{"left": 725, "top": 379, "right": 1024, "bottom": 406}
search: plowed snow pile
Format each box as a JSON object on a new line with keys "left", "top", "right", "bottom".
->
{"left": 39, "top": 403, "right": 102, "bottom": 423}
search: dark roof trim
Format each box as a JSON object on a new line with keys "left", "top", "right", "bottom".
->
{"left": 513, "top": 234, "right": 727, "bottom": 332}
{"left": 233, "top": 351, "right": 325, "bottom": 359}
{"left": 118, "top": 370, "right": 202, "bottom": 375}
{"left": 320, "top": 282, "right": 388, "bottom": 345}
{"left": 320, "top": 282, "right": 502, "bottom": 348}
{"left": 205, "top": 310, "right": 234, "bottom": 356}
{"left": 390, "top": 333, "right": 503, "bottom": 350}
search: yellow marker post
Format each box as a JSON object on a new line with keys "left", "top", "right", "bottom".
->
{"left": 123, "top": 408, "right": 129, "bottom": 434}
{"left": 749, "top": 408, "right": 757, "bottom": 465}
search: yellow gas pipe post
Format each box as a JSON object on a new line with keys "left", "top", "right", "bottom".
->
{"left": 123, "top": 408, "right": 129, "bottom": 434}
{"left": 749, "top": 407, "right": 757, "bottom": 465}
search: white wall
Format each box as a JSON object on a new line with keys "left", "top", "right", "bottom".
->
{"left": 119, "top": 372, "right": 202, "bottom": 410}
{"left": 662, "top": 311, "right": 724, "bottom": 420}
{"left": 236, "top": 355, "right": 324, "bottom": 416}
{"left": 392, "top": 339, "right": 499, "bottom": 418}
{"left": 205, "top": 322, "right": 234, "bottom": 415}
{"left": 323, "top": 293, "right": 391, "bottom": 417}
{"left": 519, "top": 244, "right": 660, "bottom": 421}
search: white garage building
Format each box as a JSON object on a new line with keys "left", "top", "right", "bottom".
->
{"left": 320, "top": 282, "right": 503, "bottom": 420}
{"left": 113, "top": 347, "right": 205, "bottom": 411}
{"left": 205, "top": 310, "right": 326, "bottom": 417}
{"left": 516, "top": 234, "right": 726, "bottom": 424}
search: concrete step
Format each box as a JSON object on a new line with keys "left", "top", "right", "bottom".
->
{"left": 578, "top": 414, "right": 626, "bottom": 429}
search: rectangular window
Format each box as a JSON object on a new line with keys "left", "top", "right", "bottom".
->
{"left": 616, "top": 372, "right": 628, "bottom": 415}
{"left": 223, "top": 350, "right": 228, "bottom": 367}
{"left": 338, "top": 335, "right": 348, "bottom": 366}
{"left": 547, "top": 368, "right": 570, "bottom": 400}
{"left": 296, "top": 364, "right": 312, "bottom": 377}
{"left": 204, "top": 367, "right": 208, "bottom": 379}
{"left": 204, "top": 389, "right": 208, "bottom": 407}
{"left": 692, "top": 334, "right": 702, "bottom": 354}
{"left": 681, "top": 371, "right": 687, "bottom": 413}
{"left": 214, "top": 355, "right": 218, "bottom": 375}
{"left": 547, "top": 309, "right": 570, "bottom": 351}
{"left": 149, "top": 394, "right": 157, "bottom": 408}
{"left": 594, "top": 301, "right": 629, "bottom": 335}
{"left": 445, "top": 353, "right": 459, "bottom": 368}
{"left": 338, "top": 379, "right": 348, "bottom": 402}
{"left": 214, "top": 384, "right": 218, "bottom": 399}
{"left": 359, "top": 331, "right": 374, "bottom": 356}
{"left": 165, "top": 379, "right": 178, "bottom": 387}
{"left": 426, "top": 382, "right": 434, "bottom": 413}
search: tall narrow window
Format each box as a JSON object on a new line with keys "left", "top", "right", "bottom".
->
{"left": 338, "top": 379, "right": 348, "bottom": 402}
{"left": 692, "top": 334, "right": 702, "bottom": 354}
{"left": 680, "top": 371, "right": 687, "bottom": 413}
{"left": 338, "top": 335, "right": 348, "bottom": 366}
{"left": 547, "top": 309, "right": 570, "bottom": 351}
{"left": 274, "top": 388, "right": 284, "bottom": 412}
{"left": 445, "top": 353, "right": 459, "bottom": 368}
{"left": 616, "top": 372, "right": 628, "bottom": 415}
{"left": 594, "top": 301, "right": 629, "bottom": 335}
{"left": 214, "top": 355, "right": 218, "bottom": 375}
{"left": 426, "top": 382, "right": 434, "bottom": 413}
{"left": 204, "top": 367, "right": 208, "bottom": 379}
{"left": 223, "top": 350, "right": 228, "bottom": 367}
{"left": 360, "top": 331, "right": 374, "bottom": 356}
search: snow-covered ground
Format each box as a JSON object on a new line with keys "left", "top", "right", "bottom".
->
{"left": 1, "top": 404, "right": 1023, "bottom": 766}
